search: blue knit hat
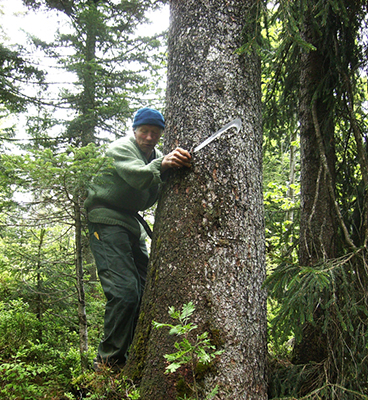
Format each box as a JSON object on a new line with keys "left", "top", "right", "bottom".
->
{"left": 132, "top": 107, "right": 165, "bottom": 130}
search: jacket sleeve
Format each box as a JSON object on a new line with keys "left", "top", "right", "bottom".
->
{"left": 108, "top": 140, "right": 164, "bottom": 191}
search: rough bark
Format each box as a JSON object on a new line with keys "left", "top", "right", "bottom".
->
{"left": 293, "top": 8, "right": 338, "bottom": 365}
{"left": 298, "top": 38, "right": 337, "bottom": 264}
{"left": 285, "top": 130, "right": 297, "bottom": 246}
{"left": 125, "top": 1, "right": 267, "bottom": 399}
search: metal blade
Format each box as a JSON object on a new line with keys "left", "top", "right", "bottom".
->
{"left": 192, "top": 118, "right": 242, "bottom": 153}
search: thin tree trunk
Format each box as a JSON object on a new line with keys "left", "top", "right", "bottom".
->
{"left": 74, "top": 201, "right": 89, "bottom": 370}
{"left": 298, "top": 8, "right": 338, "bottom": 266}
{"left": 80, "top": 0, "right": 97, "bottom": 147}
{"left": 293, "top": 6, "right": 338, "bottom": 365}
{"left": 74, "top": 1, "right": 99, "bottom": 364}
{"left": 36, "top": 228, "right": 46, "bottom": 341}
{"left": 285, "top": 130, "right": 297, "bottom": 247}
{"left": 126, "top": 1, "right": 267, "bottom": 399}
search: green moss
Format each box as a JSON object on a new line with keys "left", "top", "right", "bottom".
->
{"left": 128, "top": 323, "right": 151, "bottom": 382}
{"left": 202, "top": 323, "right": 225, "bottom": 349}
{"left": 155, "top": 235, "right": 162, "bottom": 250}
{"left": 176, "top": 376, "right": 193, "bottom": 398}
{"left": 208, "top": 327, "right": 225, "bottom": 349}
{"left": 195, "top": 361, "right": 214, "bottom": 380}
{"left": 154, "top": 262, "right": 160, "bottom": 282}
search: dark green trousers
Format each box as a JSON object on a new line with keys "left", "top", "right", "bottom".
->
{"left": 88, "top": 222, "right": 148, "bottom": 365}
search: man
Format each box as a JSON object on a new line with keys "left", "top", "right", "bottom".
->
{"left": 85, "top": 107, "right": 191, "bottom": 370}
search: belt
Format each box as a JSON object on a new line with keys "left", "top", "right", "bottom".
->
{"left": 88, "top": 205, "right": 153, "bottom": 239}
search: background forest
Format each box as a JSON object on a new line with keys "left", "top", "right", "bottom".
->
{"left": 0, "top": 0, "right": 367, "bottom": 399}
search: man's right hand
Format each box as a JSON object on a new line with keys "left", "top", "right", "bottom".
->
{"left": 161, "top": 148, "right": 192, "bottom": 172}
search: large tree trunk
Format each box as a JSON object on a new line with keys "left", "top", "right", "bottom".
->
{"left": 125, "top": 1, "right": 267, "bottom": 399}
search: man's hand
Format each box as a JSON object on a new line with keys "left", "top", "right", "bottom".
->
{"left": 161, "top": 148, "right": 192, "bottom": 172}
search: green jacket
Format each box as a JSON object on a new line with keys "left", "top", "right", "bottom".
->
{"left": 85, "top": 136, "right": 164, "bottom": 238}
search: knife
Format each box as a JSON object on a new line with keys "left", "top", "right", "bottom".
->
{"left": 192, "top": 118, "right": 242, "bottom": 153}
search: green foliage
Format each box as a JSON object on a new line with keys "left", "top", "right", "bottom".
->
{"left": 0, "top": 300, "right": 41, "bottom": 357}
{"left": 0, "top": 298, "right": 80, "bottom": 399}
{"left": 258, "top": 1, "right": 368, "bottom": 399}
{"left": 153, "top": 302, "right": 223, "bottom": 400}
{"left": 0, "top": 136, "right": 108, "bottom": 393}
{"left": 1, "top": 142, "right": 108, "bottom": 196}
{"left": 0, "top": 43, "right": 45, "bottom": 115}
{"left": 264, "top": 179, "right": 300, "bottom": 264}
{"left": 266, "top": 251, "right": 368, "bottom": 398}
{"left": 0, "top": 275, "right": 107, "bottom": 397}
{"left": 0, "top": 143, "right": 108, "bottom": 325}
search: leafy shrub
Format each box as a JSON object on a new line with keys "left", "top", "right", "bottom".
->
{"left": 0, "top": 299, "right": 41, "bottom": 358}
{"left": 0, "top": 299, "right": 81, "bottom": 399}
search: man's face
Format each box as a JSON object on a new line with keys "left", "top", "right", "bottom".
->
{"left": 134, "top": 124, "right": 163, "bottom": 157}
